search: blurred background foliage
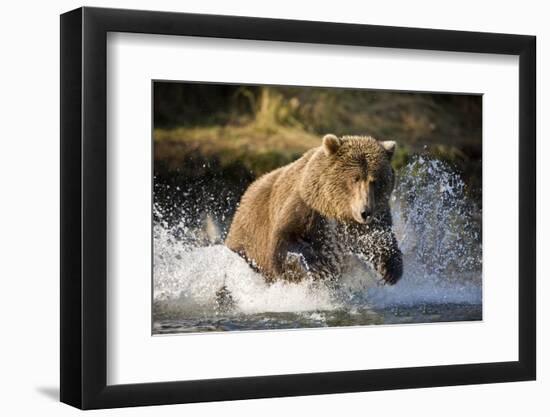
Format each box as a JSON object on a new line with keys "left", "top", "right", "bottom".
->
{"left": 153, "top": 82, "right": 482, "bottom": 204}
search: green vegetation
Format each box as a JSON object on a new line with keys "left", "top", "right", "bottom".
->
{"left": 155, "top": 124, "right": 318, "bottom": 177}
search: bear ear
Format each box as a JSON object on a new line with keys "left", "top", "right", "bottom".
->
{"left": 323, "top": 134, "right": 342, "bottom": 156}
{"left": 380, "top": 140, "right": 396, "bottom": 159}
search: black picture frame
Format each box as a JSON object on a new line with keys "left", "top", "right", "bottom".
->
{"left": 60, "top": 6, "right": 536, "bottom": 410}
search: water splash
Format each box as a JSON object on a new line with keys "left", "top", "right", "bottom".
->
{"left": 153, "top": 156, "right": 482, "bottom": 328}
{"left": 364, "top": 156, "right": 482, "bottom": 307}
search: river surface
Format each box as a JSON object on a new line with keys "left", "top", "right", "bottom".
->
{"left": 154, "top": 304, "right": 482, "bottom": 334}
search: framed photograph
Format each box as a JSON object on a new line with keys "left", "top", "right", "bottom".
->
{"left": 60, "top": 6, "right": 536, "bottom": 409}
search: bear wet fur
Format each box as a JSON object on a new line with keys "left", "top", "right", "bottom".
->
{"left": 225, "top": 134, "right": 403, "bottom": 285}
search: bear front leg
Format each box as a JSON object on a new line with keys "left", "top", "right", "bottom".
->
{"left": 373, "top": 233, "right": 403, "bottom": 285}
{"left": 285, "top": 235, "right": 344, "bottom": 283}
{"left": 282, "top": 251, "right": 310, "bottom": 282}
{"left": 268, "top": 236, "right": 323, "bottom": 283}
{"left": 347, "top": 218, "right": 403, "bottom": 285}
{"left": 264, "top": 232, "right": 290, "bottom": 282}
{"left": 282, "top": 238, "right": 334, "bottom": 282}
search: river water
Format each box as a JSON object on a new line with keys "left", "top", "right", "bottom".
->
{"left": 153, "top": 157, "right": 482, "bottom": 334}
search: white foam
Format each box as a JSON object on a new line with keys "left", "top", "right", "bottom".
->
{"left": 154, "top": 243, "right": 336, "bottom": 315}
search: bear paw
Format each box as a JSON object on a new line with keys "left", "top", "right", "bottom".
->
{"left": 379, "top": 255, "right": 403, "bottom": 285}
{"left": 280, "top": 252, "right": 312, "bottom": 282}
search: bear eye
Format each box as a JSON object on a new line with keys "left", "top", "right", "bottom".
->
{"left": 354, "top": 175, "right": 361, "bottom": 182}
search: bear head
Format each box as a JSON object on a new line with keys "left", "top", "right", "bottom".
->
{"left": 300, "top": 134, "right": 397, "bottom": 224}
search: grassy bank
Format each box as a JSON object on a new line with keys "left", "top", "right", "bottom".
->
{"left": 154, "top": 124, "right": 320, "bottom": 178}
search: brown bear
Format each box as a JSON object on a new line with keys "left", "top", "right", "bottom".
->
{"left": 225, "top": 134, "right": 403, "bottom": 285}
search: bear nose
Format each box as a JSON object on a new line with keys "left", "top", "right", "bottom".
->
{"left": 361, "top": 209, "right": 372, "bottom": 221}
